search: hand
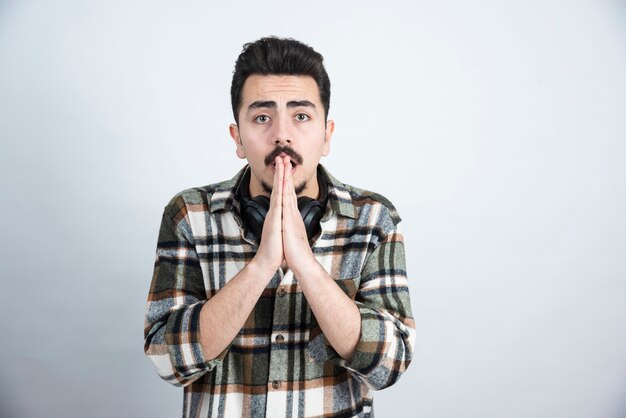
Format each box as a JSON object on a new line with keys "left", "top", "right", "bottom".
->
{"left": 252, "top": 156, "right": 285, "bottom": 274}
{"left": 281, "top": 156, "right": 317, "bottom": 275}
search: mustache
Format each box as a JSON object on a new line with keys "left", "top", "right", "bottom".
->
{"left": 264, "top": 146, "right": 303, "bottom": 166}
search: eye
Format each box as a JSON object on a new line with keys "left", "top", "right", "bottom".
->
{"left": 254, "top": 115, "right": 270, "bottom": 124}
{"left": 294, "top": 113, "right": 310, "bottom": 122}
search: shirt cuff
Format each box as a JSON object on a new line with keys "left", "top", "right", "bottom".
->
{"left": 165, "top": 301, "right": 228, "bottom": 384}
{"left": 307, "top": 302, "right": 411, "bottom": 389}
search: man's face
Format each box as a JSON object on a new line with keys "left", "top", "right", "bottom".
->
{"left": 229, "top": 74, "right": 335, "bottom": 199}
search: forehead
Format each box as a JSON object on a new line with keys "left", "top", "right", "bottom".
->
{"left": 241, "top": 74, "right": 321, "bottom": 105}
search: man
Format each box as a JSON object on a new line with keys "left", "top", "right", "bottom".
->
{"left": 144, "top": 36, "right": 415, "bottom": 418}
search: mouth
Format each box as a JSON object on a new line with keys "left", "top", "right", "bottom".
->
{"left": 272, "top": 160, "right": 297, "bottom": 169}
{"left": 271, "top": 153, "right": 298, "bottom": 171}
{"left": 272, "top": 161, "right": 298, "bottom": 174}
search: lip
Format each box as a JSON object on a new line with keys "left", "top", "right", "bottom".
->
{"left": 271, "top": 154, "right": 298, "bottom": 170}
{"left": 270, "top": 160, "right": 297, "bottom": 173}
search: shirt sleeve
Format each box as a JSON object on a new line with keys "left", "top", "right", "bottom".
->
{"left": 316, "top": 222, "right": 416, "bottom": 390}
{"left": 143, "top": 197, "right": 225, "bottom": 387}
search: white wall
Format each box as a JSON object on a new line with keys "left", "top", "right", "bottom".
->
{"left": 1, "top": 1, "right": 625, "bottom": 417}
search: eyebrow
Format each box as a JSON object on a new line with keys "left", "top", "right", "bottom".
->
{"left": 287, "top": 100, "right": 316, "bottom": 109}
{"left": 246, "top": 100, "right": 316, "bottom": 114}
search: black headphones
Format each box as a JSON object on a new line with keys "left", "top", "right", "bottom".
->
{"left": 238, "top": 167, "right": 328, "bottom": 241}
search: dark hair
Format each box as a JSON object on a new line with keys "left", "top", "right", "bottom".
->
{"left": 230, "top": 36, "right": 331, "bottom": 123}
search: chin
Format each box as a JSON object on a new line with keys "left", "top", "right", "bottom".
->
{"left": 294, "top": 181, "right": 307, "bottom": 195}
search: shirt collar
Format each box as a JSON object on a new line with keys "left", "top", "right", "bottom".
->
{"left": 208, "top": 164, "right": 358, "bottom": 220}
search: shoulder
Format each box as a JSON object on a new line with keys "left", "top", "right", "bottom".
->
{"left": 162, "top": 167, "right": 246, "bottom": 217}
{"left": 343, "top": 182, "right": 402, "bottom": 225}
{"left": 163, "top": 177, "right": 236, "bottom": 220}
{"left": 165, "top": 184, "right": 215, "bottom": 207}
{"left": 321, "top": 166, "right": 402, "bottom": 230}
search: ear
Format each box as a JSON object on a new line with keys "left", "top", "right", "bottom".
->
{"left": 229, "top": 124, "right": 246, "bottom": 159}
{"left": 321, "top": 119, "right": 335, "bottom": 157}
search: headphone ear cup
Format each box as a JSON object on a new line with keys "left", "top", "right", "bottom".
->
{"left": 298, "top": 197, "right": 325, "bottom": 240}
{"left": 241, "top": 196, "right": 270, "bottom": 239}
{"left": 244, "top": 195, "right": 323, "bottom": 241}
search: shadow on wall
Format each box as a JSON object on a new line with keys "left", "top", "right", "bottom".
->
{"left": 611, "top": 397, "right": 626, "bottom": 418}
{"left": 0, "top": 397, "right": 18, "bottom": 418}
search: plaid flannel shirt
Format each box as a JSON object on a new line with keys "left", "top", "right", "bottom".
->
{"left": 144, "top": 165, "right": 415, "bottom": 418}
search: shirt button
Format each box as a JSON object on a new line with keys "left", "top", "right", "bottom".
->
{"left": 275, "top": 334, "right": 285, "bottom": 343}
{"left": 272, "top": 380, "right": 281, "bottom": 389}
{"left": 277, "top": 288, "right": 286, "bottom": 297}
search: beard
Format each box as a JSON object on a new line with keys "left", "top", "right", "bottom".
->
{"left": 261, "top": 179, "right": 308, "bottom": 195}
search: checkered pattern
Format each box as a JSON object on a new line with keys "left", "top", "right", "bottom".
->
{"left": 144, "top": 165, "right": 415, "bottom": 418}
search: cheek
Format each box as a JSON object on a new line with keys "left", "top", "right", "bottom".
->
{"left": 244, "top": 144, "right": 270, "bottom": 166}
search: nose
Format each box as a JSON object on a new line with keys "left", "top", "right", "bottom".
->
{"left": 272, "top": 115, "right": 292, "bottom": 145}
{"left": 274, "top": 137, "right": 291, "bottom": 145}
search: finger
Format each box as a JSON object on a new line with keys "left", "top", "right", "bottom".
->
{"left": 285, "top": 156, "right": 297, "bottom": 197}
{"left": 270, "top": 156, "right": 284, "bottom": 208}
{"left": 282, "top": 156, "right": 297, "bottom": 210}
{"left": 281, "top": 157, "right": 308, "bottom": 245}
{"left": 282, "top": 156, "right": 290, "bottom": 190}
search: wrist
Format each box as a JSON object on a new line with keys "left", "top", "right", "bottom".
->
{"left": 247, "top": 256, "right": 279, "bottom": 281}
{"left": 290, "top": 254, "right": 321, "bottom": 281}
